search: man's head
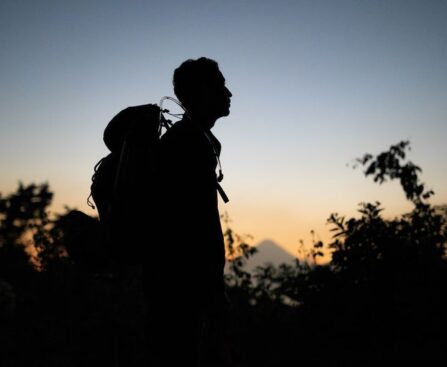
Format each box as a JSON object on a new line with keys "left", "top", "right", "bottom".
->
{"left": 173, "top": 57, "right": 232, "bottom": 125}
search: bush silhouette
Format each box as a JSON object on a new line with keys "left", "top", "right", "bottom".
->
{"left": 1, "top": 141, "right": 446, "bottom": 366}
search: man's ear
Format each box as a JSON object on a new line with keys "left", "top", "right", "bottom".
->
{"left": 197, "top": 82, "right": 208, "bottom": 96}
{"left": 196, "top": 83, "right": 211, "bottom": 105}
{"left": 187, "top": 83, "right": 211, "bottom": 116}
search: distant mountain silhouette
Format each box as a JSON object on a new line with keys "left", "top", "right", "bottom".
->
{"left": 243, "top": 239, "right": 296, "bottom": 272}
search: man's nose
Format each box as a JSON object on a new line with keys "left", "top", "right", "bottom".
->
{"left": 225, "top": 87, "right": 232, "bottom": 97}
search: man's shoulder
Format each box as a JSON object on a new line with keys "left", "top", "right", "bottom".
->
{"left": 161, "top": 118, "right": 192, "bottom": 141}
{"left": 159, "top": 118, "right": 204, "bottom": 148}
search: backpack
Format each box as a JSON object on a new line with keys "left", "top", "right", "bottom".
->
{"left": 87, "top": 103, "right": 172, "bottom": 265}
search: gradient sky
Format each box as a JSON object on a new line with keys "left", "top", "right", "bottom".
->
{"left": 1, "top": 0, "right": 446, "bottom": 257}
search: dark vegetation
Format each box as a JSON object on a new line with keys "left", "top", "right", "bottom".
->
{"left": 1, "top": 141, "right": 446, "bottom": 366}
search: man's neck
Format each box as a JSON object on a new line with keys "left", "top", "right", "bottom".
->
{"left": 186, "top": 113, "right": 217, "bottom": 130}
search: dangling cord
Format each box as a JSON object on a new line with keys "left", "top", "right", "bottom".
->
{"left": 159, "top": 96, "right": 187, "bottom": 113}
{"left": 87, "top": 157, "right": 105, "bottom": 210}
{"left": 159, "top": 96, "right": 190, "bottom": 134}
{"left": 202, "top": 130, "right": 229, "bottom": 203}
{"left": 203, "top": 130, "right": 224, "bottom": 181}
{"left": 87, "top": 193, "right": 95, "bottom": 209}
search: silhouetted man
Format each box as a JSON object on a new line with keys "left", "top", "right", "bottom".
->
{"left": 144, "top": 57, "right": 232, "bottom": 366}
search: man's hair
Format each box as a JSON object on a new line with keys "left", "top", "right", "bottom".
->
{"left": 173, "top": 57, "right": 222, "bottom": 109}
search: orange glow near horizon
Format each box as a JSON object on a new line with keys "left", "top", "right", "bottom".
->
{"left": 28, "top": 178, "right": 437, "bottom": 267}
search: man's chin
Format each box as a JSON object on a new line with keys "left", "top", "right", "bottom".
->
{"left": 213, "top": 108, "right": 230, "bottom": 121}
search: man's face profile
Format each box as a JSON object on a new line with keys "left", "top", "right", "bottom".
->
{"left": 200, "top": 71, "right": 232, "bottom": 120}
{"left": 173, "top": 58, "right": 232, "bottom": 125}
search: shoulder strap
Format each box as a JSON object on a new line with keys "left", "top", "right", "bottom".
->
{"left": 202, "top": 129, "right": 229, "bottom": 203}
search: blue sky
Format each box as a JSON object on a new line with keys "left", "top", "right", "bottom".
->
{"left": 1, "top": 0, "right": 446, "bottom": 255}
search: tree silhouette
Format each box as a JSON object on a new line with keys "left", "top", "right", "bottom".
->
{"left": 1, "top": 141, "right": 446, "bottom": 366}
{"left": 223, "top": 141, "right": 447, "bottom": 365}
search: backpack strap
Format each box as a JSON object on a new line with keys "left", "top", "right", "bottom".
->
{"left": 203, "top": 129, "right": 230, "bottom": 203}
{"left": 217, "top": 183, "right": 229, "bottom": 203}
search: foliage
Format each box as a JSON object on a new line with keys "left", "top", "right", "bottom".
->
{"left": 222, "top": 140, "right": 447, "bottom": 365}
{"left": 1, "top": 141, "right": 447, "bottom": 366}
{"left": 355, "top": 140, "right": 434, "bottom": 203}
{"left": 222, "top": 212, "right": 257, "bottom": 292}
{"left": 0, "top": 183, "right": 54, "bottom": 285}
